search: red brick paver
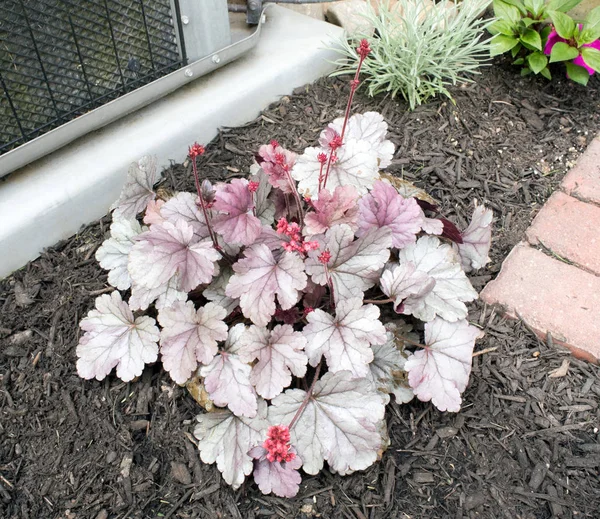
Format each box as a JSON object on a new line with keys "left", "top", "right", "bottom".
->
{"left": 526, "top": 191, "right": 600, "bottom": 276}
{"left": 481, "top": 243, "right": 600, "bottom": 363}
{"left": 561, "top": 135, "right": 600, "bottom": 205}
{"left": 481, "top": 135, "right": 600, "bottom": 364}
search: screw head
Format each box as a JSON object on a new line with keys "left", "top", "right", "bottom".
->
{"left": 212, "top": 54, "right": 221, "bottom": 64}
{"left": 248, "top": 1, "right": 259, "bottom": 10}
{"left": 181, "top": 15, "right": 189, "bottom": 25}
{"left": 184, "top": 68, "right": 193, "bottom": 77}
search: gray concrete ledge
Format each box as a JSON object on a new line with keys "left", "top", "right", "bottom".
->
{"left": 0, "top": 6, "right": 343, "bottom": 279}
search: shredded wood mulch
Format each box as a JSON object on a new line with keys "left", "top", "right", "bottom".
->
{"left": 1, "top": 60, "right": 600, "bottom": 519}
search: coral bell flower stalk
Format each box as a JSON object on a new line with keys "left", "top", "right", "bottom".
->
{"left": 322, "top": 39, "right": 371, "bottom": 190}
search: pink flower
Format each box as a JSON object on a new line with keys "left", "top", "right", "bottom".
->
{"left": 263, "top": 425, "right": 295, "bottom": 463}
{"left": 544, "top": 27, "right": 600, "bottom": 75}
{"left": 257, "top": 142, "right": 297, "bottom": 192}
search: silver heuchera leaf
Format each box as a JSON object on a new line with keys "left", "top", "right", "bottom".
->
{"left": 249, "top": 446, "right": 302, "bottom": 498}
{"left": 202, "top": 267, "right": 239, "bottom": 315}
{"left": 199, "top": 324, "right": 258, "bottom": 418}
{"left": 398, "top": 236, "right": 478, "bottom": 322}
{"left": 158, "top": 301, "right": 228, "bottom": 385}
{"left": 456, "top": 202, "right": 493, "bottom": 272}
{"left": 226, "top": 245, "right": 307, "bottom": 327}
{"left": 306, "top": 224, "right": 391, "bottom": 303}
{"left": 303, "top": 298, "right": 386, "bottom": 378}
{"left": 96, "top": 218, "right": 143, "bottom": 290}
{"left": 111, "top": 156, "right": 162, "bottom": 219}
{"left": 76, "top": 292, "right": 159, "bottom": 382}
{"left": 405, "top": 318, "right": 484, "bottom": 412}
{"left": 268, "top": 371, "right": 387, "bottom": 476}
{"left": 250, "top": 164, "right": 276, "bottom": 226}
{"left": 194, "top": 399, "right": 268, "bottom": 489}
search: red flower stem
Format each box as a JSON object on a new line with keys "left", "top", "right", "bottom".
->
{"left": 340, "top": 54, "right": 366, "bottom": 143}
{"left": 191, "top": 158, "right": 219, "bottom": 251}
{"left": 317, "top": 162, "right": 325, "bottom": 192}
{"left": 322, "top": 54, "right": 367, "bottom": 191}
{"left": 324, "top": 266, "right": 335, "bottom": 310}
{"left": 288, "top": 361, "right": 322, "bottom": 431}
{"left": 362, "top": 298, "right": 394, "bottom": 305}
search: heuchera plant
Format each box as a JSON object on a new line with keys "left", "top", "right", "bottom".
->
{"left": 77, "top": 40, "right": 493, "bottom": 497}
{"left": 490, "top": 0, "right": 600, "bottom": 84}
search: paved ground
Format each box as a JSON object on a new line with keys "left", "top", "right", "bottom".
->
{"left": 482, "top": 135, "right": 600, "bottom": 364}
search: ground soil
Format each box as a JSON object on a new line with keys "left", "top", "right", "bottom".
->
{"left": 1, "top": 60, "right": 600, "bottom": 519}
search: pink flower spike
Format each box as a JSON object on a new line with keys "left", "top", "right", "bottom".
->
{"left": 270, "top": 139, "right": 279, "bottom": 148}
{"left": 263, "top": 425, "right": 295, "bottom": 463}
{"left": 318, "top": 249, "right": 331, "bottom": 265}
{"left": 188, "top": 142, "right": 205, "bottom": 159}
{"left": 248, "top": 181, "right": 260, "bottom": 193}
{"left": 317, "top": 152, "right": 328, "bottom": 164}
{"left": 357, "top": 39, "right": 371, "bottom": 59}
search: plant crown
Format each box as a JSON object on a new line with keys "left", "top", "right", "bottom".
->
{"left": 490, "top": 0, "right": 600, "bottom": 84}
{"left": 77, "top": 39, "right": 492, "bottom": 498}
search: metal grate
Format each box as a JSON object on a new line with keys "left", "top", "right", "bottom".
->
{"left": 0, "top": 0, "right": 182, "bottom": 155}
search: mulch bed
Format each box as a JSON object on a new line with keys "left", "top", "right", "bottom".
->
{"left": 2, "top": 59, "right": 600, "bottom": 519}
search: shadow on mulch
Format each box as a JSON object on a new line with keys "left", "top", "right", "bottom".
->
{"left": 1, "top": 59, "right": 600, "bottom": 519}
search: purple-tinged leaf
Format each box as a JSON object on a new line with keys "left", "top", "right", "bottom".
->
{"left": 304, "top": 185, "right": 359, "bottom": 236}
{"left": 421, "top": 217, "right": 444, "bottom": 235}
{"left": 405, "top": 318, "right": 484, "bottom": 412}
{"left": 111, "top": 156, "right": 162, "bottom": 219}
{"left": 158, "top": 301, "right": 227, "bottom": 385}
{"left": 194, "top": 399, "right": 268, "bottom": 489}
{"left": 96, "top": 218, "right": 143, "bottom": 290}
{"left": 292, "top": 140, "right": 379, "bottom": 199}
{"left": 76, "top": 292, "right": 159, "bottom": 382}
{"left": 303, "top": 298, "right": 386, "bottom": 377}
{"left": 203, "top": 267, "right": 239, "bottom": 315}
{"left": 159, "top": 192, "right": 210, "bottom": 239}
{"left": 212, "top": 178, "right": 262, "bottom": 246}
{"left": 129, "top": 275, "right": 187, "bottom": 312}
{"left": 200, "top": 324, "right": 258, "bottom": 417}
{"left": 256, "top": 142, "right": 297, "bottom": 193}
{"left": 239, "top": 325, "right": 307, "bottom": 400}
{"left": 128, "top": 220, "right": 220, "bottom": 292}
{"left": 249, "top": 446, "right": 302, "bottom": 497}
{"left": 380, "top": 262, "right": 435, "bottom": 311}
{"left": 457, "top": 203, "right": 493, "bottom": 272}
{"left": 326, "top": 112, "right": 395, "bottom": 168}
{"left": 357, "top": 180, "right": 424, "bottom": 248}
{"left": 268, "top": 371, "right": 387, "bottom": 475}
{"left": 226, "top": 245, "right": 307, "bottom": 327}
{"left": 305, "top": 225, "right": 391, "bottom": 303}
{"left": 398, "top": 236, "right": 477, "bottom": 322}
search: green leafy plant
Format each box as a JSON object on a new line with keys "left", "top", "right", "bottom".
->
{"left": 490, "top": 0, "right": 600, "bottom": 83}
{"left": 331, "top": 0, "right": 494, "bottom": 110}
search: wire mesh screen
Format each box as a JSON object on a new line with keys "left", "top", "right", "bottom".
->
{"left": 0, "top": 0, "right": 182, "bottom": 155}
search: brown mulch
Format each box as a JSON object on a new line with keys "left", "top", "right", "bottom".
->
{"left": 1, "top": 60, "right": 600, "bottom": 519}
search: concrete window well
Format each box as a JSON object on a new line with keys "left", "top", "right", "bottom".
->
{"left": 0, "top": 4, "right": 343, "bottom": 279}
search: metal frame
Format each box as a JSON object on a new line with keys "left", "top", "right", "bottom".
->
{"left": 0, "top": 5, "right": 264, "bottom": 178}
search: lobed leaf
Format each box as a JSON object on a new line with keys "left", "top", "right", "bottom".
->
{"left": 249, "top": 446, "right": 302, "bottom": 498}
{"left": 226, "top": 245, "right": 307, "bottom": 327}
{"left": 306, "top": 225, "right": 392, "bottom": 303}
{"left": 96, "top": 218, "right": 143, "bottom": 290}
{"left": 77, "top": 292, "right": 159, "bottom": 382}
{"left": 129, "top": 220, "right": 220, "bottom": 292}
{"left": 303, "top": 298, "right": 387, "bottom": 377}
{"left": 194, "top": 399, "right": 268, "bottom": 489}
{"left": 405, "top": 318, "right": 484, "bottom": 412}
{"left": 158, "top": 301, "right": 228, "bottom": 385}
{"left": 212, "top": 178, "right": 263, "bottom": 246}
{"left": 397, "top": 236, "right": 477, "bottom": 322}
{"left": 111, "top": 156, "right": 162, "bottom": 219}
{"left": 304, "top": 185, "right": 359, "bottom": 236}
{"left": 269, "top": 371, "right": 387, "bottom": 475}
{"left": 357, "top": 180, "right": 424, "bottom": 248}
{"left": 457, "top": 203, "right": 493, "bottom": 272}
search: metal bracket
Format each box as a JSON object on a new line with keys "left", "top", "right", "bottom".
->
{"left": 246, "top": 0, "right": 263, "bottom": 24}
{"left": 175, "top": 0, "right": 231, "bottom": 63}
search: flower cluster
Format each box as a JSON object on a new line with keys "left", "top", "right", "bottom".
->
{"left": 263, "top": 425, "right": 296, "bottom": 463}
{"left": 276, "top": 217, "right": 319, "bottom": 255}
